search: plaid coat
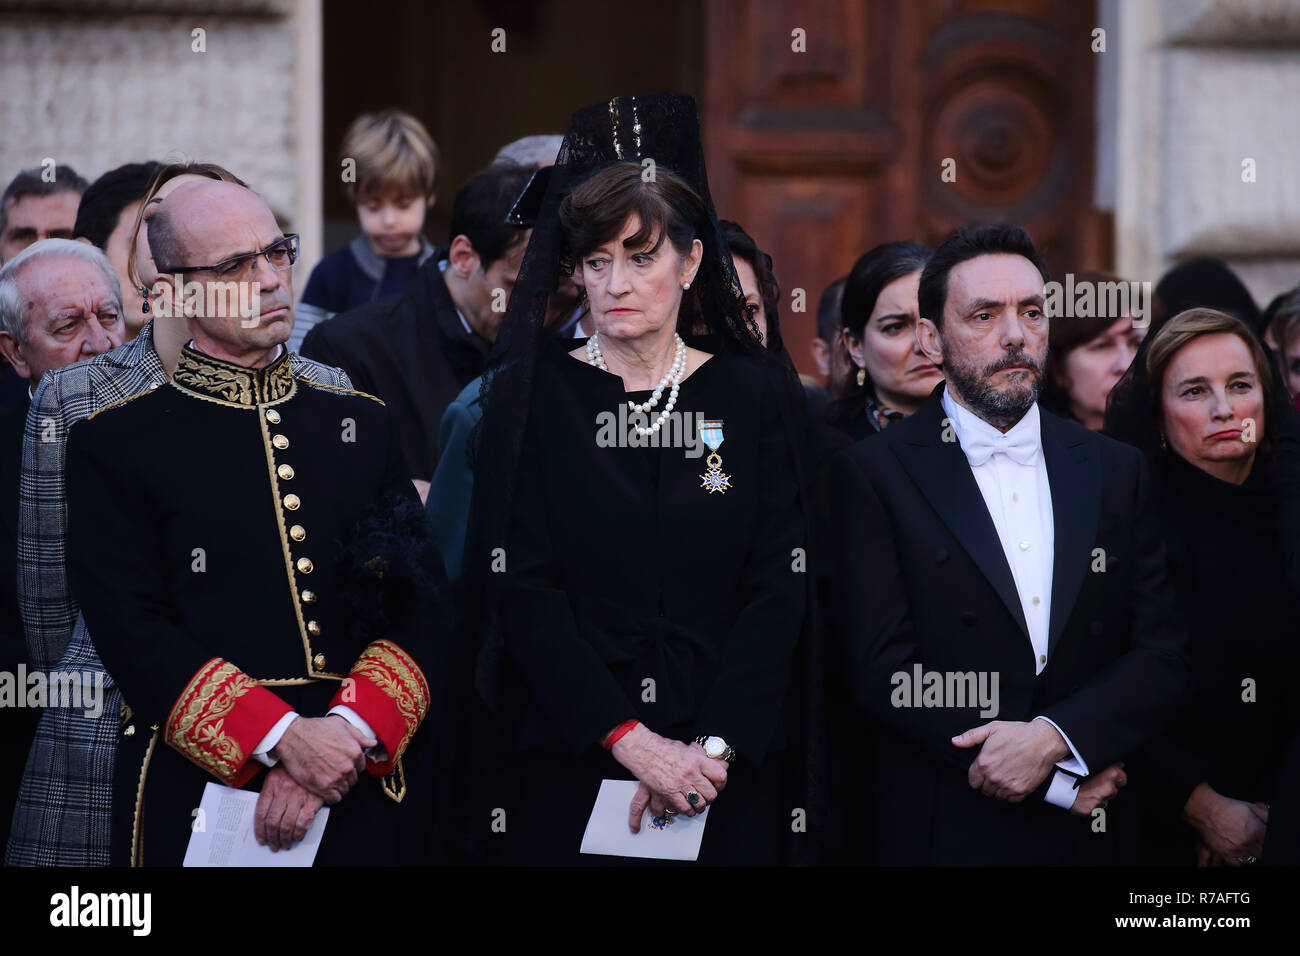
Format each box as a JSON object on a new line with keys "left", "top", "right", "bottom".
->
{"left": 5, "top": 324, "right": 349, "bottom": 866}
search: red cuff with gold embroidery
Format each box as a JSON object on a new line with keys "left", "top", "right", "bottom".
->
{"left": 166, "top": 658, "right": 293, "bottom": 787}
{"left": 328, "top": 639, "right": 430, "bottom": 776}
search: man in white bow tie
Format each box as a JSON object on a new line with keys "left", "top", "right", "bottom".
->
{"left": 830, "top": 223, "right": 1188, "bottom": 865}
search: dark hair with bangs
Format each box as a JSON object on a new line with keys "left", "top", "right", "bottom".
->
{"left": 558, "top": 161, "right": 703, "bottom": 275}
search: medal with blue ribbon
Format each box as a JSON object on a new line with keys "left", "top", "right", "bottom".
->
{"left": 699, "top": 419, "right": 731, "bottom": 494}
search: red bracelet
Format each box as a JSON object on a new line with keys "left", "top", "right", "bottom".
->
{"left": 603, "top": 719, "right": 639, "bottom": 751}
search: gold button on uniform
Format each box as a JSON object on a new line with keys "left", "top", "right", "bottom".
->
{"left": 272, "top": 434, "right": 289, "bottom": 450}
{"left": 277, "top": 464, "right": 295, "bottom": 480}
{"left": 307, "top": 620, "right": 321, "bottom": 637}
{"left": 284, "top": 494, "right": 300, "bottom": 510}
{"left": 265, "top": 408, "right": 281, "bottom": 423}
{"left": 289, "top": 525, "right": 306, "bottom": 541}
{"left": 313, "top": 653, "right": 327, "bottom": 670}
{"left": 301, "top": 589, "right": 316, "bottom": 604}
{"left": 296, "top": 557, "right": 314, "bottom": 574}
{"left": 1039, "top": 654, "right": 1047, "bottom": 664}
{"left": 1031, "top": 596, "right": 1041, "bottom": 606}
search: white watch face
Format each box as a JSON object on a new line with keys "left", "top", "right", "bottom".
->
{"left": 705, "top": 736, "right": 726, "bottom": 758}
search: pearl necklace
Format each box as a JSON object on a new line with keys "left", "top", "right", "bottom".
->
{"left": 586, "top": 331, "right": 687, "bottom": 436}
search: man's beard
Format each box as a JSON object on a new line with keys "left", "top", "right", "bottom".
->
{"left": 942, "top": 345, "right": 1046, "bottom": 430}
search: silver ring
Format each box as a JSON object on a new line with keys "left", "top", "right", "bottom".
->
{"left": 1237, "top": 855, "right": 1257, "bottom": 865}
{"left": 687, "top": 791, "right": 701, "bottom": 806}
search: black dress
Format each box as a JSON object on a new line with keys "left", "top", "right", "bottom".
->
{"left": 1136, "top": 452, "right": 1300, "bottom": 863}
{"left": 472, "top": 338, "right": 807, "bottom": 864}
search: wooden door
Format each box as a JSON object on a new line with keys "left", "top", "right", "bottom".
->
{"left": 705, "top": 0, "right": 1100, "bottom": 376}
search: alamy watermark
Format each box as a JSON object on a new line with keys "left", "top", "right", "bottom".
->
{"left": 595, "top": 408, "right": 706, "bottom": 457}
{"left": 891, "top": 664, "right": 1000, "bottom": 718}
{"left": 148, "top": 276, "right": 262, "bottom": 327}
{"left": 1044, "top": 273, "right": 1152, "bottom": 328}
{"left": 0, "top": 665, "right": 104, "bottom": 718}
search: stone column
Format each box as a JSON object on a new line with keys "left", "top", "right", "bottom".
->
{"left": 1115, "top": 0, "right": 1300, "bottom": 305}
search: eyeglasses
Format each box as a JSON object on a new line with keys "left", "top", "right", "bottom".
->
{"left": 162, "top": 234, "right": 299, "bottom": 280}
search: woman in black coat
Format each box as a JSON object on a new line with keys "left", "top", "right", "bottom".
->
{"left": 463, "top": 95, "right": 813, "bottom": 865}
{"left": 1107, "top": 307, "right": 1300, "bottom": 865}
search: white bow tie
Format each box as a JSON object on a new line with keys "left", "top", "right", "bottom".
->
{"left": 961, "top": 429, "right": 1040, "bottom": 467}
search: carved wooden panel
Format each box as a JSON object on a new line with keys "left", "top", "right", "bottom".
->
{"left": 706, "top": 0, "right": 1099, "bottom": 376}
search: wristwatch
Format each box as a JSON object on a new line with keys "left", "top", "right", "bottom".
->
{"left": 695, "top": 735, "right": 736, "bottom": 763}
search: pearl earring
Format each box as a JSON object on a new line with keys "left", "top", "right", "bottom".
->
{"left": 682, "top": 281, "right": 691, "bottom": 290}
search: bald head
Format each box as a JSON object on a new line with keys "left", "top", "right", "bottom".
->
{"left": 147, "top": 180, "right": 277, "bottom": 274}
{"left": 135, "top": 174, "right": 235, "bottom": 292}
{"left": 145, "top": 178, "right": 295, "bottom": 365}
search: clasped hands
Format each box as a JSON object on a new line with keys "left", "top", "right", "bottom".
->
{"left": 610, "top": 724, "right": 730, "bottom": 832}
{"left": 1183, "top": 783, "right": 1267, "bottom": 866}
{"left": 254, "top": 714, "right": 381, "bottom": 851}
{"left": 953, "top": 718, "right": 1127, "bottom": 817}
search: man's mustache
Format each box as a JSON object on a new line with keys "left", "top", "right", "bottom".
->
{"left": 984, "top": 351, "right": 1043, "bottom": 378}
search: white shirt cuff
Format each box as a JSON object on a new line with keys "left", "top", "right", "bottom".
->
{"left": 328, "top": 705, "right": 376, "bottom": 739}
{"left": 252, "top": 711, "right": 299, "bottom": 767}
{"left": 1033, "top": 716, "right": 1089, "bottom": 776}
{"left": 1044, "top": 769, "right": 1080, "bottom": 810}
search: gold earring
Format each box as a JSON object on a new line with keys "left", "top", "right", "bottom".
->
{"left": 856, "top": 367, "right": 867, "bottom": 387}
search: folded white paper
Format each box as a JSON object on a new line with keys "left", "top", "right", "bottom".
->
{"left": 183, "top": 781, "right": 330, "bottom": 867}
{"left": 580, "top": 778, "right": 708, "bottom": 861}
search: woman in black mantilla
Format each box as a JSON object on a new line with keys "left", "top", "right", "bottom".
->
{"left": 1106, "top": 307, "right": 1300, "bottom": 865}
{"left": 461, "top": 94, "right": 817, "bottom": 865}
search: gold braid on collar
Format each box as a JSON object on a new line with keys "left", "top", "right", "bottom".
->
{"left": 173, "top": 345, "right": 296, "bottom": 407}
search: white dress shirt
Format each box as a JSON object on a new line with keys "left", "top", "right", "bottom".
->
{"left": 941, "top": 387, "right": 1089, "bottom": 809}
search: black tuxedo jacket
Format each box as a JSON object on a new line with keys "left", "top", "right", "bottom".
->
{"left": 829, "top": 382, "right": 1187, "bottom": 864}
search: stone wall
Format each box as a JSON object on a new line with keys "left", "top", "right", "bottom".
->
{"left": 0, "top": 0, "right": 322, "bottom": 277}
{"left": 1116, "top": 0, "right": 1300, "bottom": 306}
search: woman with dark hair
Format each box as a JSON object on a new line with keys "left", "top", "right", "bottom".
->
{"left": 1106, "top": 308, "right": 1300, "bottom": 865}
{"left": 827, "top": 241, "right": 940, "bottom": 442}
{"left": 461, "top": 95, "right": 816, "bottom": 865}
{"left": 719, "top": 219, "right": 780, "bottom": 352}
{"left": 1040, "top": 271, "right": 1146, "bottom": 429}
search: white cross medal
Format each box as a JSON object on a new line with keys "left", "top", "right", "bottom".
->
{"left": 699, "top": 419, "right": 731, "bottom": 494}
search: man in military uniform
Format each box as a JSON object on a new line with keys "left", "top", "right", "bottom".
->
{"left": 63, "top": 179, "right": 448, "bottom": 865}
